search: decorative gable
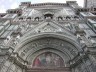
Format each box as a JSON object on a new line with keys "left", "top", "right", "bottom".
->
{"left": 23, "top": 21, "right": 74, "bottom": 38}
{"left": 35, "top": 22, "right": 62, "bottom": 32}
{"left": 38, "top": 23, "right": 59, "bottom": 32}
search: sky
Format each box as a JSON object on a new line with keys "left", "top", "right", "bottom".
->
{"left": 0, "top": 0, "right": 84, "bottom": 13}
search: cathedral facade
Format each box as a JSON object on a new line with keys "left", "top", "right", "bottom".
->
{"left": 0, "top": 1, "right": 96, "bottom": 72}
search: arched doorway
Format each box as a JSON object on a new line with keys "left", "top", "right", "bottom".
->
{"left": 27, "top": 51, "right": 71, "bottom": 72}
{"left": 14, "top": 33, "right": 82, "bottom": 72}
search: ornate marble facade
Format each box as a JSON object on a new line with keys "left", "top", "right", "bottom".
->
{"left": 0, "top": 1, "right": 96, "bottom": 72}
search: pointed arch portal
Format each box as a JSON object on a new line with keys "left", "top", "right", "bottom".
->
{"left": 14, "top": 33, "right": 82, "bottom": 72}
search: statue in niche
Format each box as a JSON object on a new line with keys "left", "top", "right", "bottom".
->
{"left": 33, "top": 57, "right": 41, "bottom": 67}
{"left": 32, "top": 52, "right": 64, "bottom": 68}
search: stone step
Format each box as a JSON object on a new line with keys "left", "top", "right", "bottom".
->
{"left": 26, "top": 67, "right": 71, "bottom": 72}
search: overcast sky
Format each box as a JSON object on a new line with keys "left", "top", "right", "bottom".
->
{"left": 0, "top": 0, "right": 84, "bottom": 13}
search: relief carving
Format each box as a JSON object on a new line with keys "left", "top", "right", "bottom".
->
{"left": 21, "top": 38, "right": 78, "bottom": 57}
{"left": 39, "top": 24, "right": 58, "bottom": 32}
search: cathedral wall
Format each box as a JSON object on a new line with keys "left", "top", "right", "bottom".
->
{"left": 0, "top": 56, "right": 23, "bottom": 72}
{"left": 0, "top": 56, "right": 8, "bottom": 71}
{"left": 0, "top": 1, "right": 96, "bottom": 72}
{"left": 74, "top": 58, "right": 95, "bottom": 72}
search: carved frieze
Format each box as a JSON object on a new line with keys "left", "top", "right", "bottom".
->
{"left": 20, "top": 38, "right": 78, "bottom": 58}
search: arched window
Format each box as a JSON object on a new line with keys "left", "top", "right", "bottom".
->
{"left": 44, "top": 14, "right": 53, "bottom": 19}
{"left": 66, "top": 16, "right": 71, "bottom": 19}
{"left": 74, "top": 16, "right": 79, "bottom": 20}
{"left": 35, "top": 17, "right": 39, "bottom": 21}
{"left": 27, "top": 17, "right": 31, "bottom": 20}
{"left": 58, "top": 16, "right": 63, "bottom": 21}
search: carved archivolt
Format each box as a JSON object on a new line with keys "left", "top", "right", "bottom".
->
{"left": 14, "top": 32, "right": 82, "bottom": 67}
{"left": 14, "top": 37, "right": 80, "bottom": 65}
